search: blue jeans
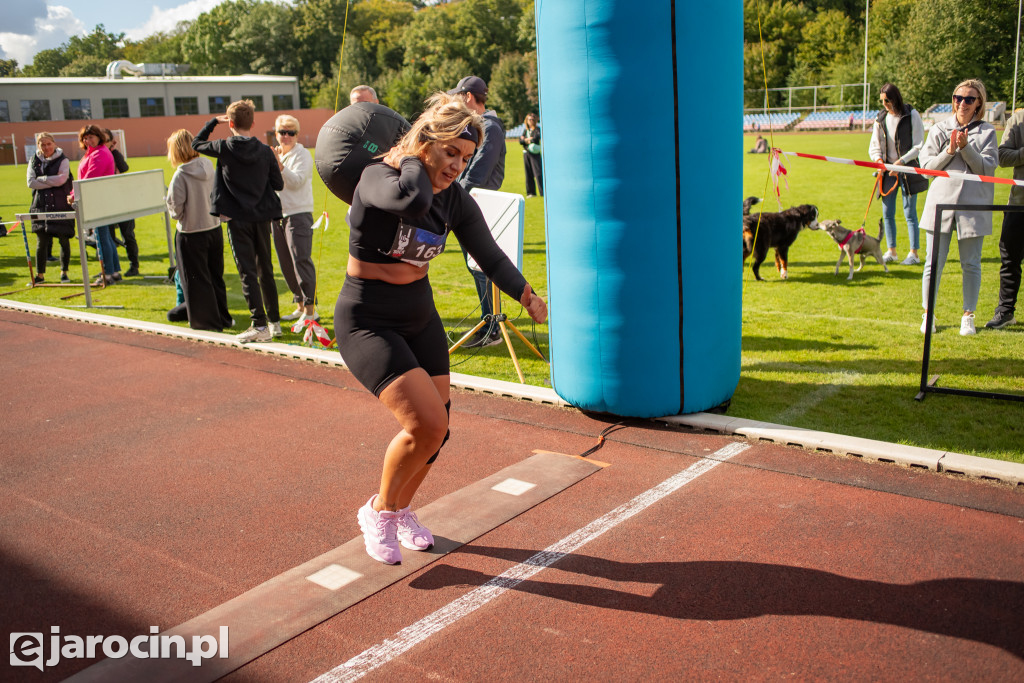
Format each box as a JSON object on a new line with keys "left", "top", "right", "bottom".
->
{"left": 459, "top": 242, "right": 493, "bottom": 320}
{"left": 95, "top": 225, "right": 121, "bottom": 275}
{"left": 880, "top": 184, "right": 920, "bottom": 251}
{"left": 922, "top": 230, "right": 984, "bottom": 312}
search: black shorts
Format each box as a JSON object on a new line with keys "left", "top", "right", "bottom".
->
{"left": 334, "top": 274, "right": 449, "bottom": 397}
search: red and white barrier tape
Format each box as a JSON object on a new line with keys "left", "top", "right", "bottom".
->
{"left": 769, "top": 148, "right": 789, "bottom": 208}
{"left": 311, "top": 211, "right": 330, "bottom": 232}
{"left": 291, "top": 317, "right": 334, "bottom": 347}
{"left": 779, "top": 149, "right": 1024, "bottom": 188}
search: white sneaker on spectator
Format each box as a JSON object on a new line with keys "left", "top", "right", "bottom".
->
{"left": 280, "top": 307, "right": 303, "bottom": 321}
{"left": 959, "top": 313, "right": 976, "bottom": 336}
{"left": 920, "top": 313, "right": 936, "bottom": 334}
{"left": 237, "top": 325, "right": 272, "bottom": 343}
{"left": 882, "top": 252, "right": 898, "bottom": 264}
{"left": 269, "top": 321, "right": 283, "bottom": 337}
{"left": 901, "top": 253, "right": 920, "bottom": 265}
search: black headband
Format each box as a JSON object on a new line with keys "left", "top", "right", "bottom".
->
{"left": 457, "top": 125, "right": 479, "bottom": 145}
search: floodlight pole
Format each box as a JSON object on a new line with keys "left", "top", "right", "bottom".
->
{"left": 862, "top": 0, "right": 870, "bottom": 129}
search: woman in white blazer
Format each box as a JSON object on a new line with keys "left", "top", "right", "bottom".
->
{"left": 918, "top": 78, "right": 998, "bottom": 336}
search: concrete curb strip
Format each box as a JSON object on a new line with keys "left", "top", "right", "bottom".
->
{"left": 3, "top": 299, "right": 1021, "bottom": 487}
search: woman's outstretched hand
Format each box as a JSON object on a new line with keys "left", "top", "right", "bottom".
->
{"left": 520, "top": 283, "right": 548, "bottom": 323}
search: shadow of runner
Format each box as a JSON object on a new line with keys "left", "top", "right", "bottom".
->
{"left": 410, "top": 546, "right": 1024, "bottom": 661}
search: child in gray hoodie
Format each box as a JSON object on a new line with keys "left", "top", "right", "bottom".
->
{"left": 165, "top": 129, "right": 233, "bottom": 332}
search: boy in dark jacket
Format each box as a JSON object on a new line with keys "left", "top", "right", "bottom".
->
{"left": 193, "top": 99, "right": 284, "bottom": 343}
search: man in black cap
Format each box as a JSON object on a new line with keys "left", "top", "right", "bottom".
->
{"left": 449, "top": 75, "right": 507, "bottom": 347}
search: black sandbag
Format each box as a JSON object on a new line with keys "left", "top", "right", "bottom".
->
{"left": 315, "top": 102, "right": 411, "bottom": 205}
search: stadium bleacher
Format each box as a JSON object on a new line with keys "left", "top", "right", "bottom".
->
{"left": 793, "top": 109, "right": 880, "bottom": 131}
{"left": 742, "top": 112, "right": 800, "bottom": 132}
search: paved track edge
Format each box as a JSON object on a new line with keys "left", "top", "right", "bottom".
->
{"left": 3, "top": 298, "right": 1021, "bottom": 487}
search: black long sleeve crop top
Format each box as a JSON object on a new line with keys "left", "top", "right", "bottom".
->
{"left": 349, "top": 157, "right": 528, "bottom": 301}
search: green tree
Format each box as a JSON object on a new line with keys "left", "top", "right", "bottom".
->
{"left": 744, "top": 0, "right": 813, "bottom": 107}
{"left": 181, "top": 0, "right": 258, "bottom": 75}
{"left": 22, "top": 48, "right": 70, "bottom": 77}
{"left": 381, "top": 63, "right": 432, "bottom": 118}
{"left": 893, "top": 0, "right": 1018, "bottom": 110}
{"left": 867, "top": 0, "right": 923, "bottom": 91}
{"left": 0, "top": 58, "right": 19, "bottom": 77}
{"left": 489, "top": 50, "right": 536, "bottom": 125}
{"left": 64, "top": 25, "right": 125, "bottom": 63}
{"left": 795, "top": 10, "right": 860, "bottom": 83}
{"left": 401, "top": 0, "right": 527, "bottom": 83}
{"left": 349, "top": 0, "right": 416, "bottom": 76}
{"left": 123, "top": 25, "right": 189, "bottom": 65}
{"left": 59, "top": 55, "right": 109, "bottom": 77}
{"left": 230, "top": 1, "right": 298, "bottom": 75}
{"left": 293, "top": 0, "right": 354, "bottom": 84}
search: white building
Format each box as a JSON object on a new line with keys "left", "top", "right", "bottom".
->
{"left": 0, "top": 71, "right": 301, "bottom": 124}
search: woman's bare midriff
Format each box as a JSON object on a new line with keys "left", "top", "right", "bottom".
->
{"left": 347, "top": 255, "right": 429, "bottom": 285}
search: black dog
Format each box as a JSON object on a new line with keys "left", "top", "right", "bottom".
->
{"left": 743, "top": 196, "right": 760, "bottom": 216}
{"left": 742, "top": 204, "right": 819, "bottom": 280}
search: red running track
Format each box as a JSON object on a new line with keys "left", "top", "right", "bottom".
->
{"left": 1, "top": 308, "right": 1022, "bottom": 682}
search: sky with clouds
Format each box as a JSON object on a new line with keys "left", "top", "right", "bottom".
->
{"left": 0, "top": 0, "right": 232, "bottom": 67}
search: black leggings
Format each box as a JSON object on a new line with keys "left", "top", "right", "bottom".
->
{"left": 36, "top": 233, "right": 70, "bottom": 274}
{"left": 334, "top": 275, "right": 449, "bottom": 397}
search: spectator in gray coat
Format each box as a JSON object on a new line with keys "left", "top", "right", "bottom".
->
{"left": 918, "top": 78, "right": 998, "bottom": 337}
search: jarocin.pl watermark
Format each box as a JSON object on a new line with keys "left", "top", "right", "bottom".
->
{"left": 10, "top": 626, "right": 229, "bottom": 672}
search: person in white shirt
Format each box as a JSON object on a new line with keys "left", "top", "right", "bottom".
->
{"left": 272, "top": 114, "right": 318, "bottom": 324}
{"left": 868, "top": 83, "right": 928, "bottom": 265}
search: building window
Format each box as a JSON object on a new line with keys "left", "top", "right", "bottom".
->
{"left": 63, "top": 98, "right": 92, "bottom": 120}
{"left": 175, "top": 97, "right": 199, "bottom": 116}
{"left": 139, "top": 97, "right": 165, "bottom": 117}
{"left": 208, "top": 96, "right": 230, "bottom": 114}
{"left": 21, "top": 100, "right": 51, "bottom": 121}
{"left": 272, "top": 94, "right": 294, "bottom": 110}
{"left": 243, "top": 95, "right": 264, "bottom": 111}
{"left": 102, "top": 98, "right": 129, "bottom": 118}
{"left": 0, "top": 101, "right": 9, "bottom": 123}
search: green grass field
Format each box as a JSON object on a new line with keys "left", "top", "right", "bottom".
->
{"left": 1, "top": 135, "right": 1021, "bottom": 462}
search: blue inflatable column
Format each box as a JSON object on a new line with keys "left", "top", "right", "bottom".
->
{"left": 536, "top": 1, "right": 742, "bottom": 417}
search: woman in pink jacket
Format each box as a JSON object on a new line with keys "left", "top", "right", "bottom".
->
{"left": 70, "top": 124, "right": 121, "bottom": 285}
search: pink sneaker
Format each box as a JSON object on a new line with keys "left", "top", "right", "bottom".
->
{"left": 397, "top": 507, "right": 434, "bottom": 551}
{"left": 357, "top": 496, "right": 402, "bottom": 564}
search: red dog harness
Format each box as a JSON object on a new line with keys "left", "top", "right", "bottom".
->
{"left": 838, "top": 228, "right": 866, "bottom": 254}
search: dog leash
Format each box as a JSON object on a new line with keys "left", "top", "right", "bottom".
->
{"left": 859, "top": 173, "right": 882, "bottom": 229}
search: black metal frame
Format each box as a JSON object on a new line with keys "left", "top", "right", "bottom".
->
{"left": 917, "top": 203, "right": 1024, "bottom": 403}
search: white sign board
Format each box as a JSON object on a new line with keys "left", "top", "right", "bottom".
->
{"left": 467, "top": 188, "right": 525, "bottom": 272}
{"left": 74, "top": 169, "right": 168, "bottom": 230}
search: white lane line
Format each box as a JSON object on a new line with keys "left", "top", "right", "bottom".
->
{"left": 776, "top": 370, "right": 861, "bottom": 423}
{"left": 310, "top": 441, "right": 751, "bottom": 683}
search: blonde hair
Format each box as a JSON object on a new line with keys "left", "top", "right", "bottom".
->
{"left": 274, "top": 114, "right": 300, "bottom": 134}
{"left": 227, "top": 99, "right": 256, "bottom": 130}
{"left": 35, "top": 131, "right": 55, "bottom": 145}
{"left": 954, "top": 78, "right": 988, "bottom": 122}
{"left": 166, "top": 129, "right": 199, "bottom": 167}
{"left": 390, "top": 92, "right": 483, "bottom": 160}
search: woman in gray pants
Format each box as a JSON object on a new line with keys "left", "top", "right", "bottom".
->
{"left": 272, "top": 114, "right": 318, "bottom": 325}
